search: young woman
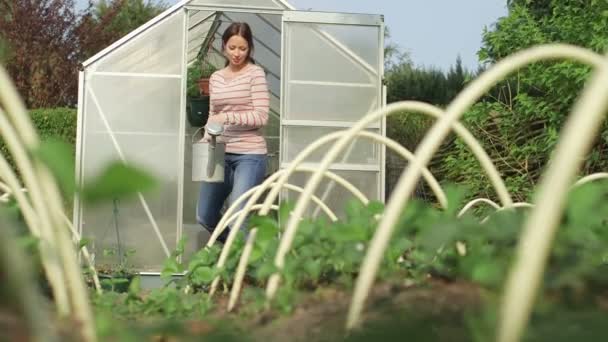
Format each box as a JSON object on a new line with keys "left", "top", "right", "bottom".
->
{"left": 196, "top": 22, "right": 269, "bottom": 243}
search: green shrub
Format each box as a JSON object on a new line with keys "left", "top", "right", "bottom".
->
{"left": 394, "top": 1, "right": 608, "bottom": 202}
{"left": 0, "top": 107, "right": 77, "bottom": 176}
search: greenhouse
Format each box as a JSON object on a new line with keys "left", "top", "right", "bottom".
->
{"left": 74, "top": 0, "right": 386, "bottom": 272}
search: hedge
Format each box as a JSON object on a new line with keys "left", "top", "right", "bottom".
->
{"left": 0, "top": 107, "right": 77, "bottom": 177}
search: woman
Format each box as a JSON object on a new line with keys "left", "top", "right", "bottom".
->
{"left": 196, "top": 22, "right": 269, "bottom": 243}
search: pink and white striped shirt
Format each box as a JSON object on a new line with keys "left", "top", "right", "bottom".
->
{"left": 207, "top": 63, "right": 270, "bottom": 154}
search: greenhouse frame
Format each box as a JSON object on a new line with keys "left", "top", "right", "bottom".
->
{"left": 74, "top": 0, "right": 386, "bottom": 272}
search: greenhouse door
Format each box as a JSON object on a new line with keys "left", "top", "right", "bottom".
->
{"left": 280, "top": 11, "right": 385, "bottom": 216}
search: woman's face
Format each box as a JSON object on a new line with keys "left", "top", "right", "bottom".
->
{"left": 224, "top": 35, "right": 249, "bottom": 68}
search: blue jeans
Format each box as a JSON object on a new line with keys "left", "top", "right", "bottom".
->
{"left": 196, "top": 153, "right": 267, "bottom": 240}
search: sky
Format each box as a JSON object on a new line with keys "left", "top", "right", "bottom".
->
{"left": 76, "top": 0, "right": 508, "bottom": 72}
{"left": 287, "top": 0, "right": 508, "bottom": 71}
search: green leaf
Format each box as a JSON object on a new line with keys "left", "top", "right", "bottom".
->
{"left": 471, "top": 259, "right": 503, "bottom": 286}
{"left": 161, "top": 258, "right": 182, "bottom": 279}
{"left": 78, "top": 238, "right": 91, "bottom": 250}
{"left": 17, "top": 235, "right": 39, "bottom": 250}
{"left": 279, "top": 201, "right": 295, "bottom": 225}
{"left": 192, "top": 266, "right": 215, "bottom": 284}
{"left": 82, "top": 161, "right": 157, "bottom": 204}
{"left": 366, "top": 200, "right": 385, "bottom": 216}
{"left": 256, "top": 262, "right": 278, "bottom": 280}
{"left": 249, "top": 244, "right": 264, "bottom": 263}
{"left": 251, "top": 216, "right": 278, "bottom": 244}
{"left": 128, "top": 276, "right": 141, "bottom": 295}
{"left": 329, "top": 224, "right": 367, "bottom": 242}
{"left": 567, "top": 183, "right": 604, "bottom": 226}
{"left": 302, "top": 259, "right": 322, "bottom": 281}
{"left": 173, "top": 236, "right": 187, "bottom": 257}
{"left": 344, "top": 199, "right": 366, "bottom": 222}
{"left": 33, "top": 138, "right": 76, "bottom": 197}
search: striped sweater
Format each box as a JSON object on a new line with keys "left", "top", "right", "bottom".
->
{"left": 207, "top": 63, "right": 270, "bottom": 154}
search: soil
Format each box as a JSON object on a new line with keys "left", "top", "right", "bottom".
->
{"left": 201, "top": 278, "right": 485, "bottom": 342}
{"left": 0, "top": 278, "right": 485, "bottom": 341}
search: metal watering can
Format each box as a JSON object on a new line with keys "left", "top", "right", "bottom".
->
{"left": 192, "top": 122, "right": 225, "bottom": 183}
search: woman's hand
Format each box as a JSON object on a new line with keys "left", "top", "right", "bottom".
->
{"left": 200, "top": 113, "right": 227, "bottom": 142}
{"left": 207, "top": 113, "right": 226, "bottom": 126}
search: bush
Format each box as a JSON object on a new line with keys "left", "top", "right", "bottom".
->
{"left": 398, "top": 1, "right": 608, "bottom": 202}
{"left": 0, "top": 107, "right": 77, "bottom": 176}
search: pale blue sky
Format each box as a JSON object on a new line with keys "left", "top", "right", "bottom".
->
{"left": 76, "top": 0, "right": 508, "bottom": 71}
{"left": 288, "top": 0, "right": 508, "bottom": 71}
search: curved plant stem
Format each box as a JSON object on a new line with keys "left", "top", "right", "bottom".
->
{"left": 208, "top": 182, "right": 336, "bottom": 298}
{"left": 215, "top": 128, "right": 447, "bottom": 299}
{"left": 0, "top": 180, "right": 11, "bottom": 195}
{"left": 264, "top": 104, "right": 432, "bottom": 300}
{"left": 61, "top": 213, "right": 102, "bottom": 294}
{"left": 498, "top": 53, "right": 608, "bottom": 342}
{"left": 206, "top": 167, "right": 369, "bottom": 247}
{"left": 457, "top": 198, "right": 501, "bottom": 217}
{"left": 260, "top": 102, "right": 513, "bottom": 224}
{"left": 0, "top": 174, "right": 101, "bottom": 294}
{"left": 0, "top": 107, "right": 69, "bottom": 314}
{"left": 260, "top": 98, "right": 522, "bottom": 300}
{"left": 572, "top": 172, "right": 608, "bottom": 187}
{"left": 0, "top": 66, "right": 96, "bottom": 341}
{"left": 0, "top": 161, "right": 40, "bottom": 234}
{"left": 228, "top": 227, "right": 259, "bottom": 312}
{"left": 346, "top": 44, "right": 605, "bottom": 331}
{"left": 226, "top": 189, "right": 343, "bottom": 310}
{"left": 0, "top": 219, "right": 57, "bottom": 342}
{"left": 480, "top": 202, "right": 534, "bottom": 224}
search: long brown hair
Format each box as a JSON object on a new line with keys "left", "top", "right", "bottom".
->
{"left": 221, "top": 22, "right": 255, "bottom": 66}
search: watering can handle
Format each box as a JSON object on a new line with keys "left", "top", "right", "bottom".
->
{"left": 192, "top": 126, "right": 206, "bottom": 144}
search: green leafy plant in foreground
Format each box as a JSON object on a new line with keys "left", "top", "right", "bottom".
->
{"left": 80, "top": 179, "right": 608, "bottom": 341}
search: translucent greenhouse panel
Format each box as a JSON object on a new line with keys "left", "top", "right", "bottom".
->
{"left": 95, "top": 12, "right": 185, "bottom": 74}
{"left": 285, "top": 82, "right": 378, "bottom": 121}
{"left": 283, "top": 21, "right": 381, "bottom": 122}
{"left": 261, "top": 111, "right": 280, "bottom": 138}
{"left": 181, "top": 123, "right": 204, "bottom": 261}
{"left": 187, "top": 0, "right": 287, "bottom": 9}
{"left": 80, "top": 116, "right": 180, "bottom": 271}
{"left": 285, "top": 23, "right": 379, "bottom": 84}
{"left": 281, "top": 11, "right": 384, "bottom": 207}
{"left": 187, "top": 10, "right": 217, "bottom": 64}
{"left": 84, "top": 53, "right": 182, "bottom": 175}
{"left": 266, "top": 136, "right": 280, "bottom": 172}
{"left": 311, "top": 24, "right": 380, "bottom": 68}
{"left": 260, "top": 13, "right": 282, "bottom": 32}
{"left": 86, "top": 76, "right": 181, "bottom": 133}
{"left": 282, "top": 126, "right": 381, "bottom": 165}
{"left": 282, "top": 170, "right": 380, "bottom": 218}
{"left": 79, "top": 9, "right": 186, "bottom": 271}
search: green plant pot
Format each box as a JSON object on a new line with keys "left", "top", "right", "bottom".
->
{"left": 187, "top": 96, "right": 210, "bottom": 127}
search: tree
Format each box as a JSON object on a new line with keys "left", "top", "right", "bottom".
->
{"left": 386, "top": 55, "right": 471, "bottom": 107}
{"left": 0, "top": 0, "right": 80, "bottom": 108}
{"left": 384, "top": 25, "right": 411, "bottom": 73}
{"left": 445, "top": 55, "right": 467, "bottom": 101}
{"left": 433, "top": 0, "right": 608, "bottom": 200}
{"left": 0, "top": 0, "right": 168, "bottom": 108}
{"left": 76, "top": 0, "right": 168, "bottom": 60}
